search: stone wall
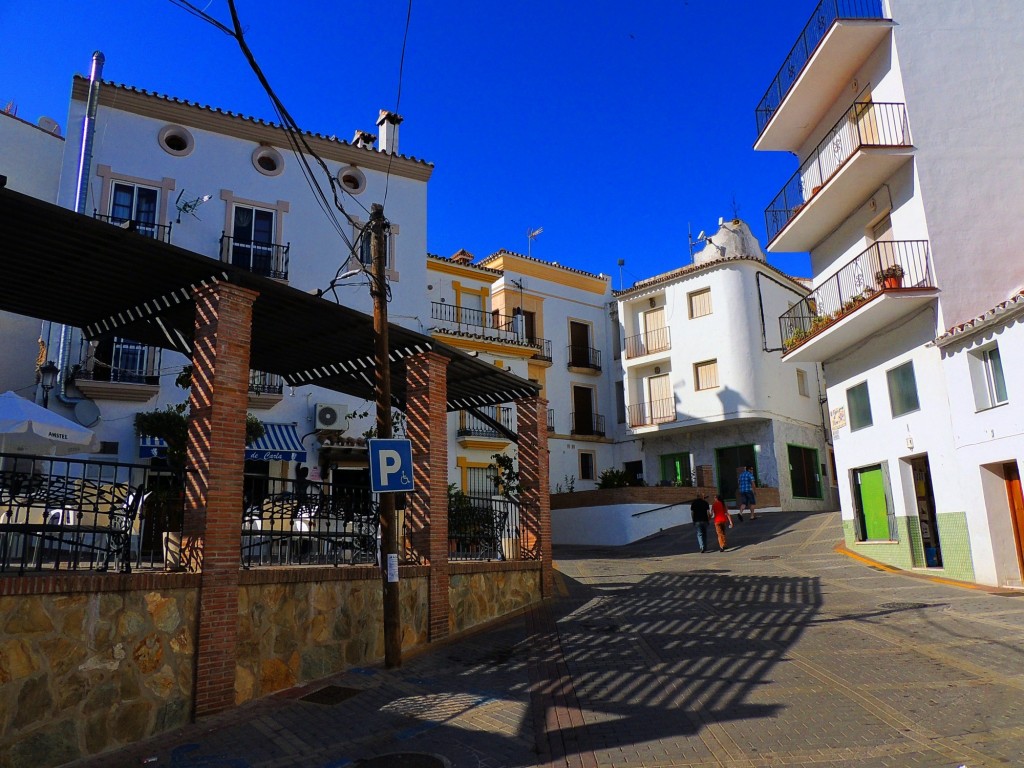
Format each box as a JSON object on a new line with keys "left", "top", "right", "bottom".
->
{"left": 236, "top": 567, "right": 430, "bottom": 703}
{"left": 0, "top": 574, "right": 198, "bottom": 768}
{"left": 449, "top": 561, "right": 542, "bottom": 634}
{"left": 551, "top": 485, "right": 781, "bottom": 510}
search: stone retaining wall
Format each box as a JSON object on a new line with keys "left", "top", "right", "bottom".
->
{"left": 449, "top": 561, "right": 542, "bottom": 634}
{"left": 551, "top": 485, "right": 780, "bottom": 510}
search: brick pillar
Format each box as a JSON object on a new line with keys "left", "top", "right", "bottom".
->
{"left": 406, "top": 351, "right": 451, "bottom": 641}
{"left": 181, "top": 282, "right": 257, "bottom": 718}
{"left": 516, "top": 394, "right": 552, "bottom": 597}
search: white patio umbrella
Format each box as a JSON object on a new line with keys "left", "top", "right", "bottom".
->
{"left": 0, "top": 391, "right": 99, "bottom": 456}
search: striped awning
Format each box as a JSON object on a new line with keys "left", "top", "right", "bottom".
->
{"left": 139, "top": 422, "right": 306, "bottom": 462}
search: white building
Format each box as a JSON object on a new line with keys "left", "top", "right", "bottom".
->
{"left": 755, "top": 0, "right": 1024, "bottom": 586}
{"left": 613, "top": 219, "right": 833, "bottom": 510}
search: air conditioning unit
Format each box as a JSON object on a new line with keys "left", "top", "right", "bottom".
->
{"left": 315, "top": 403, "right": 348, "bottom": 431}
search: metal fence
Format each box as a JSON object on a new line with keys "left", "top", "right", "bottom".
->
{"left": 626, "top": 398, "right": 676, "bottom": 428}
{"left": 220, "top": 234, "right": 290, "bottom": 280}
{"left": 93, "top": 212, "right": 173, "bottom": 242}
{"left": 448, "top": 494, "right": 522, "bottom": 561}
{"left": 624, "top": 327, "right": 671, "bottom": 359}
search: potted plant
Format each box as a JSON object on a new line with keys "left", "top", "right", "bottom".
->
{"left": 875, "top": 264, "right": 905, "bottom": 289}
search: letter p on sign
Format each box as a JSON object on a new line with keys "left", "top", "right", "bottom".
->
{"left": 369, "top": 439, "right": 415, "bottom": 493}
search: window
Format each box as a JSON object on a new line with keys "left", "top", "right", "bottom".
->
{"left": 615, "top": 381, "right": 626, "bottom": 424}
{"left": 110, "top": 182, "right": 158, "bottom": 236}
{"left": 694, "top": 359, "right": 719, "bottom": 391}
{"left": 232, "top": 205, "right": 277, "bottom": 275}
{"left": 579, "top": 452, "right": 596, "bottom": 481}
{"left": 337, "top": 165, "right": 366, "bottom": 195}
{"left": 796, "top": 368, "right": 809, "bottom": 397}
{"left": 886, "top": 361, "right": 920, "bottom": 417}
{"left": 355, "top": 222, "right": 395, "bottom": 270}
{"left": 847, "top": 382, "right": 873, "bottom": 431}
{"left": 158, "top": 124, "right": 194, "bottom": 157}
{"left": 788, "top": 445, "right": 821, "bottom": 498}
{"left": 969, "top": 343, "right": 1008, "bottom": 410}
{"left": 688, "top": 288, "right": 712, "bottom": 319}
{"left": 251, "top": 145, "right": 284, "bottom": 176}
{"left": 661, "top": 453, "right": 692, "bottom": 486}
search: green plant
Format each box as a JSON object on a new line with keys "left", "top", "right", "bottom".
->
{"left": 784, "top": 326, "right": 810, "bottom": 349}
{"left": 361, "top": 408, "right": 407, "bottom": 439}
{"left": 562, "top": 474, "right": 576, "bottom": 493}
{"left": 597, "top": 468, "right": 642, "bottom": 489}
{"left": 876, "top": 264, "right": 905, "bottom": 282}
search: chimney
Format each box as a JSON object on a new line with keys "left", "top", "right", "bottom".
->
{"left": 451, "top": 249, "right": 474, "bottom": 265}
{"left": 376, "top": 110, "right": 403, "bottom": 154}
{"left": 352, "top": 130, "right": 377, "bottom": 149}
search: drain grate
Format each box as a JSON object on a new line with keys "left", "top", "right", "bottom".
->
{"left": 354, "top": 754, "right": 450, "bottom": 768}
{"left": 750, "top": 555, "right": 781, "bottom": 561}
{"left": 300, "top": 685, "right": 363, "bottom": 705}
{"left": 878, "top": 601, "right": 931, "bottom": 610}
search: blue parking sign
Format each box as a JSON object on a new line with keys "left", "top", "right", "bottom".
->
{"left": 369, "top": 438, "right": 415, "bottom": 493}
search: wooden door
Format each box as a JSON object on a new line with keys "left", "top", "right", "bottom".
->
{"left": 1005, "top": 462, "right": 1024, "bottom": 581}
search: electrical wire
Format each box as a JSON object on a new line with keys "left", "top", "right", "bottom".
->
{"left": 382, "top": 0, "right": 413, "bottom": 211}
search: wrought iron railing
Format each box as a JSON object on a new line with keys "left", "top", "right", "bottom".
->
{"left": 448, "top": 494, "right": 522, "bottom": 561}
{"left": 626, "top": 398, "right": 676, "bottom": 428}
{"left": 457, "top": 406, "right": 516, "bottom": 439}
{"left": 546, "top": 408, "right": 555, "bottom": 432}
{"left": 765, "top": 101, "right": 910, "bottom": 243}
{"left": 624, "top": 327, "right": 671, "bottom": 359}
{"left": 77, "top": 341, "right": 161, "bottom": 385}
{"left": 755, "top": 0, "right": 889, "bottom": 137}
{"left": 94, "top": 212, "right": 173, "bottom": 243}
{"left": 779, "top": 240, "right": 932, "bottom": 352}
{"left": 249, "top": 370, "right": 284, "bottom": 395}
{"left": 220, "top": 234, "right": 290, "bottom": 280}
{"left": 571, "top": 412, "right": 606, "bottom": 437}
{"left": 529, "top": 337, "right": 552, "bottom": 362}
{"left": 0, "top": 453, "right": 152, "bottom": 574}
{"left": 567, "top": 345, "right": 602, "bottom": 371}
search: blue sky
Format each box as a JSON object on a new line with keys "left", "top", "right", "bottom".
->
{"left": 1, "top": 1, "right": 812, "bottom": 283}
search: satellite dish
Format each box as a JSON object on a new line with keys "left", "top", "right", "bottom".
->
{"left": 37, "top": 117, "right": 61, "bottom": 136}
{"left": 74, "top": 399, "right": 101, "bottom": 428}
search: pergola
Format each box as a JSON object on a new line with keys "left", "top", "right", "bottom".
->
{"left": 0, "top": 186, "right": 551, "bottom": 714}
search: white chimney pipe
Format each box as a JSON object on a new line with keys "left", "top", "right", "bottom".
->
{"left": 376, "top": 110, "right": 403, "bottom": 155}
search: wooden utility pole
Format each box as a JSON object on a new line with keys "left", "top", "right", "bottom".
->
{"left": 370, "top": 202, "right": 402, "bottom": 668}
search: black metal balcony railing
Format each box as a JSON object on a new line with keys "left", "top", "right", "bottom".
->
{"left": 457, "top": 406, "right": 516, "bottom": 439}
{"left": 77, "top": 341, "right": 161, "bottom": 385}
{"left": 626, "top": 398, "right": 677, "bottom": 428}
{"left": 94, "top": 212, "right": 173, "bottom": 243}
{"left": 448, "top": 495, "right": 523, "bottom": 561}
{"left": 430, "top": 301, "right": 522, "bottom": 338}
{"left": 755, "top": 0, "right": 888, "bottom": 136}
{"left": 624, "top": 327, "right": 671, "bottom": 359}
{"left": 571, "top": 412, "right": 606, "bottom": 437}
{"left": 765, "top": 101, "right": 910, "bottom": 243}
{"left": 567, "top": 345, "right": 602, "bottom": 371}
{"left": 220, "top": 234, "right": 290, "bottom": 280}
{"left": 547, "top": 408, "right": 555, "bottom": 432}
{"left": 529, "top": 337, "right": 553, "bottom": 362}
{"left": 249, "top": 371, "right": 284, "bottom": 395}
{"left": 779, "top": 240, "right": 932, "bottom": 352}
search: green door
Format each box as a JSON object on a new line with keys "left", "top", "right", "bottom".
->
{"left": 856, "top": 466, "right": 889, "bottom": 540}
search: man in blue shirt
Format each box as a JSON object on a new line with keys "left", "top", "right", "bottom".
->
{"left": 738, "top": 466, "right": 757, "bottom": 520}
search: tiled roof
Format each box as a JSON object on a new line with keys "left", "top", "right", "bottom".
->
{"left": 478, "top": 249, "right": 609, "bottom": 281}
{"left": 75, "top": 76, "right": 433, "bottom": 168}
{"left": 612, "top": 255, "right": 807, "bottom": 297}
{"left": 934, "top": 289, "right": 1024, "bottom": 347}
{"left": 426, "top": 253, "right": 504, "bottom": 276}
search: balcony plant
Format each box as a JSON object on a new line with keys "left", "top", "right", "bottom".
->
{"left": 784, "top": 326, "right": 810, "bottom": 350}
{"left": 875, "top": 264, "right": 905, "bottom": 289}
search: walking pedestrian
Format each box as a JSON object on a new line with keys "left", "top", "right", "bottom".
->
{"left": 712, "top": 494, "right": 733, "bottom": 551}
{"left": 738, "top": 465, "right": 757, "bottom": 520}
{"left": 690, "top": 493, "right": 710, "bottom": 553}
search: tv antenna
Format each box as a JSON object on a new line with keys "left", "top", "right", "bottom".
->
{"left": 526, "top": 226, "right": 543, "bottom": 257}
{"left": 688, "top": 223, "right": 709, "bottom": 259}
{"left": 175, "top": 190, "right": 213, "bottom": 223}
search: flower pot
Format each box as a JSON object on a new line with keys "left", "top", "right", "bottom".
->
{"left": 883, "top": 276, "right": 903, "bottom": 289}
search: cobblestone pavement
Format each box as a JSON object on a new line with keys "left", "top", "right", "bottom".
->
{"left": 67, "top": 511, "right": 1024, "bottom": 768}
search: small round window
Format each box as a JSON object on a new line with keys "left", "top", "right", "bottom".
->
{"left": 158, "top": 125, "right": 194, "bottom": 157}
{"left": 337, "top": 165, "right": 366, "bottom": 195}
{"left": 252, "top": 145, "right": 284, "bottom": 176}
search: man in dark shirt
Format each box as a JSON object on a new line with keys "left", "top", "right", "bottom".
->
{"left": 690, "top": 493, "right": 711, "bottom": 553}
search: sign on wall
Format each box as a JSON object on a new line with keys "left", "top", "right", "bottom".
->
{"left": 368, "top": 438, "right": 415, "bottom": 493}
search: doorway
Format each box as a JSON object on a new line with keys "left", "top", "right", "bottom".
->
{"left": 1004, "top": 462, "right": 1024, "bottom": 582}
{"left": 853, "top": 464, "right": 892, "bottom": 541}
{"left": 910, "top": 456, "right": 942, "bottom": 567}
{"left": 572, "top": 386, "right": 597, "bottom": 435}
{"left": 715, "top": 444, "right": 756, "bottom": 500}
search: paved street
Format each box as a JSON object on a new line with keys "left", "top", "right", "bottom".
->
{"left": 69, "top": 511, "right": 1024, "bottom": 768}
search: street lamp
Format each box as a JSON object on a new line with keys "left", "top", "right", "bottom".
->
{"left": 39, "top": 361, "right": 59, "bottom": 408}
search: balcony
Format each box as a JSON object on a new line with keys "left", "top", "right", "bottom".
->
{"left": 626, "top": 398, "right": 676, "bottom": 428}
{"left": 547, "top": 408, "right": 555, "bottom": 432}
{"left": 93, "top": 213, "right": 172, "bottom": 243}
{"left": 529, "top": 337, "right": 553, "bottom": 362}
{"left": 457, "top": 406, "right": 516, "bottom": 445}
{"left": 220, "top": 234, "right": 290, "bottom": 280}
{"left": 779, "top": 240, "right": 937, "bottom": 363}
{"left": 567, "top": 345, "right": 602, "bottom": 373}
{"left": 624, "top": 327, "right": 671, "bottom": 360}
{"left": 765, "top": 101, "right": 913, "bottom": 252}
{"left": 75, "top": 340, "right": 161, "bottom": 402}
{"left": 571, "top": 412, "right": 606, "bottom": 437}
{"left": 430, "top": 302, "right": 525, "bottom": 344}
{"left": 248, "top": 370, "right": 284, "bottom": 409}
{"left": 755, "top": 0, "right": 892, "bottom": 151}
